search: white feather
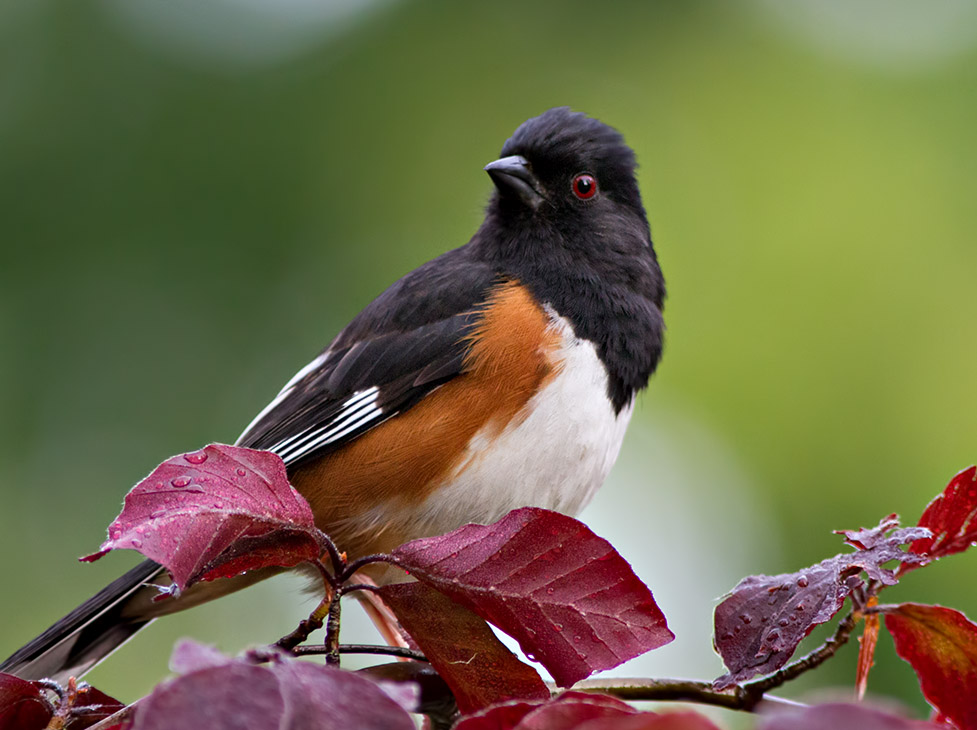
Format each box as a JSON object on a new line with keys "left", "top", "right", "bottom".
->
{"left": 359, "top": 310, "right": 635, "bottom": 538}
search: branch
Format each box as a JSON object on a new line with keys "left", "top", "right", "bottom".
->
{"left": 292, "top": 643, "right": 427, "bottom": 662}
{"left": 571, "top": 677, "right": 749, "bottom": 710}
{"left": 84, "top": 698, "right": 141, "bottom": 730}
{"left": 575, "top": 610, "right": 857, "bottom": 712}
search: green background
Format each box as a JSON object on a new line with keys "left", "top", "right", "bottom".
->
{"left": 2, "top": 1, "right": 976, "bottom": 723}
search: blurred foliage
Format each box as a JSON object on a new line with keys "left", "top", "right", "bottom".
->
{"left": 1, "top": 0, "right": 975, "bottom": 719}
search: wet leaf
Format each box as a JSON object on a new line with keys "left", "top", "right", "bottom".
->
{"left": 82, "top": 444, "right": 321, "bottom": 592}
{"left": 714, "top": 515, "right": 926, "bottom": 688}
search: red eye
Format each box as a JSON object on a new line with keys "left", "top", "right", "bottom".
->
{"left": 572, "top": 173, "right": 597, "bottom": 200}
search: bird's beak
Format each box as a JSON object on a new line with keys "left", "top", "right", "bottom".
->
{"left": 484, "top": 155, "right": 545, "bottom": 209}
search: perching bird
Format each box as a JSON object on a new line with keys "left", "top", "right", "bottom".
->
{"left": 1, "top": 107, "right": 665, "bottom": 683}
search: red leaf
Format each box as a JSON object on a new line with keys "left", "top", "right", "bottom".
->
{"left": 82, "top": 445, "right": 321, "bottom": 592}
{"left": 884, "top": 603, "right": 977, "bottom": 730}
{"left": 379, "top": 582, "right": 549, "bottom": 713}
{"left": 132, "top": 643, "right": 414, "bottom": 730}
{"left": 577, "top": 713, "right": 723, "bottom": 730}
{"left": 758, "top": 702, "right": 941, "bottom": 729}
{"left": 455, "top": 693, "right": 721, "bottom": 730}
{"left": 393, "top": 508, "right": 673, "bottom": 688}
{"left": 856, "top": 597, "right": 880, "bottom": 701}
{"left": 0, "top": 674, "right": 52, "bottom": 730}
{"left": 66, "top": 686, "right": 126, "bottom": 730}
{"left": 454, "top": 693, "right": 635, "bottom": 730}
{"left": 714, "top": 515, "right": 926, "bottom": 688}
{"left": 452, "top": 699, "right": 539, "bottom": 730}
{"left": 903, "top": 466, "right": 977, "bottom": 572}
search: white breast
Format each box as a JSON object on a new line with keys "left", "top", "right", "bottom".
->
{"left": 410, "top": 310, "right": 634, "bottom": 536}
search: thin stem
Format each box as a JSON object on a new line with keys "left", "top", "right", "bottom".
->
{"left": 292, "top": 643, "right": 427, "bottom": 662}
{"left": 572, "top": 677, "right": 747, "bottom": 710}
{"left": 84, "top": 700, "right": 139, "bottom": 730}
{"left": 863, "top": 603, "right": 902, "bottom": 615}
{"left": 575, "top": 611, "right": 858, "bottom": 712}
{"left": 340, "top": 553, "right": 400, "bottom": 581}
{"left": 323, "top": 592, "right": 343, "bottom": 665}
{"left": 339, "top": 582, "right": 381, "bottom": 596}
{"left": 316, "top": 529, "right": 346, "bottom": 578}
{"left": 276, "top": 591, "right": 333, "bottom": 651}
{"left": 310, "top": 557, "right": 339, "bottom": 592}
{"left": 35, "top": 679, "right": 66, "bottom": 703}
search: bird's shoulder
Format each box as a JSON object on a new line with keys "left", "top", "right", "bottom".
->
{"left": 237, "top": 246, "right": 531, "bottom": 466}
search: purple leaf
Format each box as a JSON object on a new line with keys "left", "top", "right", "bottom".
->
{"left": 82, "top": 444, "right": 321, "bottom": 592}
{"left": 393, "top": 507, "right": 673, "bottom": 688}
{"left": 714, "top": 515, "right": 926, "bottom": 688}
{"left": 758, "top": 702, "right": 943, "bottom": 729}
{"left": 132, "top": 642, "right": 414, "bottom": 730}
{"left": 168, "top": 640, "right": 234, "bottom": 675}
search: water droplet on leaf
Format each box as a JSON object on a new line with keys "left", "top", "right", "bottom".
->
{"left": 185, "top": 451, "right": 208, "bottom": 464}
{"left": 172, "top": 476, "right": 191, "bottom": 488}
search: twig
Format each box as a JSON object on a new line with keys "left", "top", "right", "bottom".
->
{"left": 84, "top": 699, "right": 141, "bottom": 730}
{"left": 292, "top": 643, "right": 427, "bottom": 662}
{"left": 575, "top": 610, "right": 857, "bottom": 712}
{"left": 571, "top": 677, "right": 747, "bottom": 710}
{"left": 315, "top": 530, "right": 345, "bottom": 579}
{"left": 341, "top": 553, "right": 400, "bottom": 581}
{"left": 276, "top": 591, "right": 332, "bottom": 651}
{"left": 323, "top": 590, "right": 343, "bottom": 665}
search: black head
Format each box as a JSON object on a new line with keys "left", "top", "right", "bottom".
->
{"left": 484, "top": 107, "right": 649, "bottom": 237}
{"left": 474, "top": 108, "right": 665, "bottom": 411}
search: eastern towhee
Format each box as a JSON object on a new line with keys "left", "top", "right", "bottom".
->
{"left": 1, "top": 107, "right": 666, "bottom": 682}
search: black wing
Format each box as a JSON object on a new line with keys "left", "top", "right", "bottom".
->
{"left": 237, "top": 248, "right": 499, "bottom": 468}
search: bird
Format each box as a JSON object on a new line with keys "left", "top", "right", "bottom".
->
{"left": 1, "top": 107, "right": 666, "bottom": 683}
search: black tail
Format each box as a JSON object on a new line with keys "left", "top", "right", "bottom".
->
{"left": 1, "top": 560, "right": 284, "bottom": 683}
{"left": 0, "top": 560, "right": 165, "bottom": 683}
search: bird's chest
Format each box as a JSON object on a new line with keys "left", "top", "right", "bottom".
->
{"left": 411, "top": 312, "right": 634, "bottom": 536}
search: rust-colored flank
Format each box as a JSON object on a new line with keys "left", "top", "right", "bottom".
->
{"left": 289, "top": 280, "right": 561, "bottom": 558}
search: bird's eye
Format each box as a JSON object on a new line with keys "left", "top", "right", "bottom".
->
{"left": 571, "top": 173, "right": 597, "bottom": 200}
